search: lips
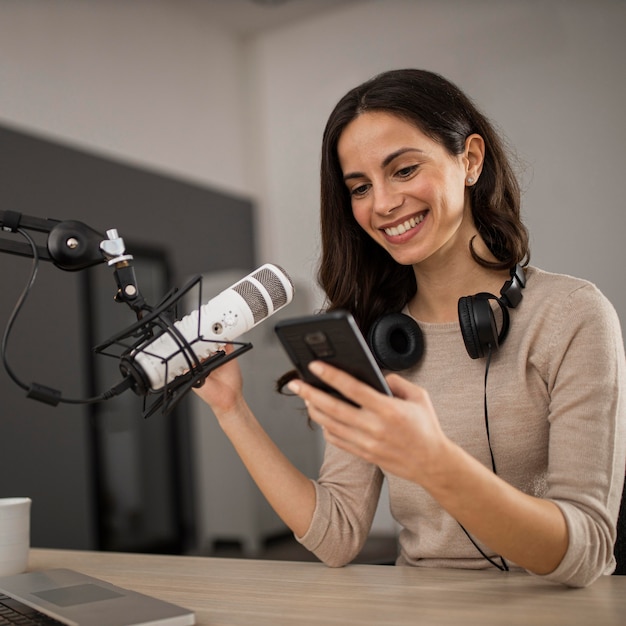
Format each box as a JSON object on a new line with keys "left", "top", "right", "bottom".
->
{"left": 382, "top": 212, "right": 426, "bottom": 237}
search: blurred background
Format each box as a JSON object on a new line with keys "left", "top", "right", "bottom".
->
{"left": 0, "top": 0, "right": 624, "bottom": 561}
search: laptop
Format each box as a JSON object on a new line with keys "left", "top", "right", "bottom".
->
{"left": 0, "top": 568, "right": 195, "bottom": 625}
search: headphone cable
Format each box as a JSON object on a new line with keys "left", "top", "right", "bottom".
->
{"left": 457, "top": 344, "right": 509, "bottom": 572}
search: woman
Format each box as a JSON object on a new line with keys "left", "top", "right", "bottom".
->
{"left": 194, "top": 69, "right": 626, "bottom": 588}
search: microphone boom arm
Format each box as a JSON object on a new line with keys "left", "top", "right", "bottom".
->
{"left": 1, "top": 209, "right": 149, "bottom": 317}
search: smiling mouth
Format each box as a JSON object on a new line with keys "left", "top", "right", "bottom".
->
{"left": 383, "top": 213, "right": 426, "bottom": 237}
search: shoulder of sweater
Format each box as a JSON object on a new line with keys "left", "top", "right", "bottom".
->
{"left": 526, "top": 265, "right": 596, "bottom": 291}
{"left": 524, "top": 265, "right": 621, "bottom": 334}
{"left": 525, "top": 266, "right": 612, "bottom": 308}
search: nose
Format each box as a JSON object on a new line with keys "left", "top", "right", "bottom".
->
{"left": 372, "top": 182, "right": 403, "bottom": 215}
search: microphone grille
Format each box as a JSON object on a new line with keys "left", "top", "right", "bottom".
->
{"left": 233, "top": 281, "right": 269, "bottom": 324}
{"left": 252, "top": 264, "right": 293, "bottom": 309}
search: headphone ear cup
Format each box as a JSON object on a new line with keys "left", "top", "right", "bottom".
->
{"left": 458, "top": 295, "right": 499, "bottom": 359}
{"left": 367, "top": 313, "right": 424, "bottom": 371}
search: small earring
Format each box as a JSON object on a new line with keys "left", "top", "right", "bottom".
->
{"left": 466, "top": 177, "right": 474, "bottom": 185}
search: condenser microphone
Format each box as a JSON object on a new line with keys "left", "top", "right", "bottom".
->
{"left": 122, "top": 263, "right": 294, "bottom": 393}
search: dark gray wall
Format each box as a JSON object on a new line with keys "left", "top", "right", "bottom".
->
{"left": 0, "top": 124, "right": 256, "bottom": 550}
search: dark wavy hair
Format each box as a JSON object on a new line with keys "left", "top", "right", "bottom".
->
{"left": 318, "top": 69, "right": 529, "bottom": 333}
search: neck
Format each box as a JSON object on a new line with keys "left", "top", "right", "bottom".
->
{"left": 408, "top": 243, "right": 508, "bottom": 324}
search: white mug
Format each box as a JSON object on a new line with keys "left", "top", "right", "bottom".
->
{"left": 0, "top": 497, "right": 31, "bottom": 577}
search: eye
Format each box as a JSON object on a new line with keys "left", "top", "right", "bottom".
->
{"left": 395, "top": 164, "right": 418, "bottom": 179}
{"left": 350, "top": 183, "right": 371, "bottom": 198}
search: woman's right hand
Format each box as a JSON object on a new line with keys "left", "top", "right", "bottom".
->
{"left": 194, "top": 347, "right": 318, "bottom": 540}
{"left": 192, "top": 344, "right": 247, "bottom": 422}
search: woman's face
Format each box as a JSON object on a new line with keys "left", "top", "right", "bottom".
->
{"left": 337, "top": 111, "right": 481, "bottom": 269}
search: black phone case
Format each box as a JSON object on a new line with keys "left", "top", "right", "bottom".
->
{"left": 274, "top": 310, "right": 392, "bottom": 400}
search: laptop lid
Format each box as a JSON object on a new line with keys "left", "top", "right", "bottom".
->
{"left": 0, "top": 568, "right": 195, "bottom": 626}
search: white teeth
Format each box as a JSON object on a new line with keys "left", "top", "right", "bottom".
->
{"left": 384, "top": 214, "right": 424, "bottom": 237}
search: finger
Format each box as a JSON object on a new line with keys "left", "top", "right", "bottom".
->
{"left": 305, "top": 399, "right": 372, "bottom": 457}
{"left": 306, "top": 360, "right": 387, "bottom": 409}
{"left": 288, "top": 377, "right": 356, "bottom": 426}
{"left": 285, "top": 380, "right": 369, "bottom": 451}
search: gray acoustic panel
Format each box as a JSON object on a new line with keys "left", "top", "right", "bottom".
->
{"left": 0, "top": 124, "right": 256, "bottom": 551}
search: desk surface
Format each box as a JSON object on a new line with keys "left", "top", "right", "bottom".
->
{"left": 28, "top": 548, "right": 625, "bottom": 626}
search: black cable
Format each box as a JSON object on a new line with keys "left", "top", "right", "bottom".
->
{"left": 484, "top": 346, "right": 498, "bottom": 475}
{"left": 1, "top": 228, "right": 39, "bottom": 392}
{"left": 1, "top": 228, "right": 131, "bottom": 406}
{"left": 457, "top": 344, "right": 509, "bottom": 572}
{"left": 459, "top": 524, "right": 509, "bottom": 571}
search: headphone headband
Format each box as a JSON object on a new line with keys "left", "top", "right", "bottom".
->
{"left": 368, "top": 265, "right": 526, "bottom": 368}
{"left": 499, "top": 264, "right": 525, "bottom": 308}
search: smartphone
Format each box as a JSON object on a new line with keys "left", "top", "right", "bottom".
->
{"left": 274, "top": 310, "right": 392, "bottom": 403}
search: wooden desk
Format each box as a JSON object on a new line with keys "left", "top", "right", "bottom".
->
{"left": 28, "top": 549, "right": 625, "bottom": 626}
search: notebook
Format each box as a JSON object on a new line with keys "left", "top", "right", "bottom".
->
{"left": 0, "top": 568, "right": 195, "bottom": 625}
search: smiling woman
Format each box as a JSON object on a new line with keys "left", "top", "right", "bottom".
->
{"left": 337, "top": 111, "right": 484, "bottom": 278}
{"left": 193, "top": 68, "right": 626, "bottom": 589}
{"left": 319, "top": 70, "right": 527, "bottom": 330}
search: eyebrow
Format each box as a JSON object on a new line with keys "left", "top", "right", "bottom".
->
{"left": 342, "top": 147, "right": 425, "bottom": 182}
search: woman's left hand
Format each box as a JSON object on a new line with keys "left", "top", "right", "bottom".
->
{"left": 287, "top": 360, "right": 449, "bottom": 484}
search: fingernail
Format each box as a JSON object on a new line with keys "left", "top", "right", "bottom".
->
{"left": 309, "top": 361, "right": 324, "bottom": 375}
{"left": 287, "top": 380, "right": 301, "bottom": 394}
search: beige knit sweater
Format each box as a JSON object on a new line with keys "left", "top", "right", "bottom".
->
{"left": 297, "top": 267, "right": 626, "bottom": 588}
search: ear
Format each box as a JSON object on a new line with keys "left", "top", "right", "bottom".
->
{"left": 463, "top": 134, "right": 485, "bottom": 183}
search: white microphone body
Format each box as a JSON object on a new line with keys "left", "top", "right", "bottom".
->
{"left": 129, "top": 264, "right": 294, "bottom": 392}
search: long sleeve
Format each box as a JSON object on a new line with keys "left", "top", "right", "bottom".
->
{"left": 531, "top": 278, "right": 626, "bottom": 586}
{"left": 297, "top": 442, "right": 384, "bottom": 566}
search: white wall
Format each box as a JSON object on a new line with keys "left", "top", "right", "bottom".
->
{"left": 0, "top": 0, "right": 248, "bottom": 196}
{"left": 247, "top": 0, "right": 626, "bottom": 322}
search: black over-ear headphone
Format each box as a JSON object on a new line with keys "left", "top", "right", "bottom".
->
{"left": 367, "top": 265, "right": 526, "bottom": 370}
